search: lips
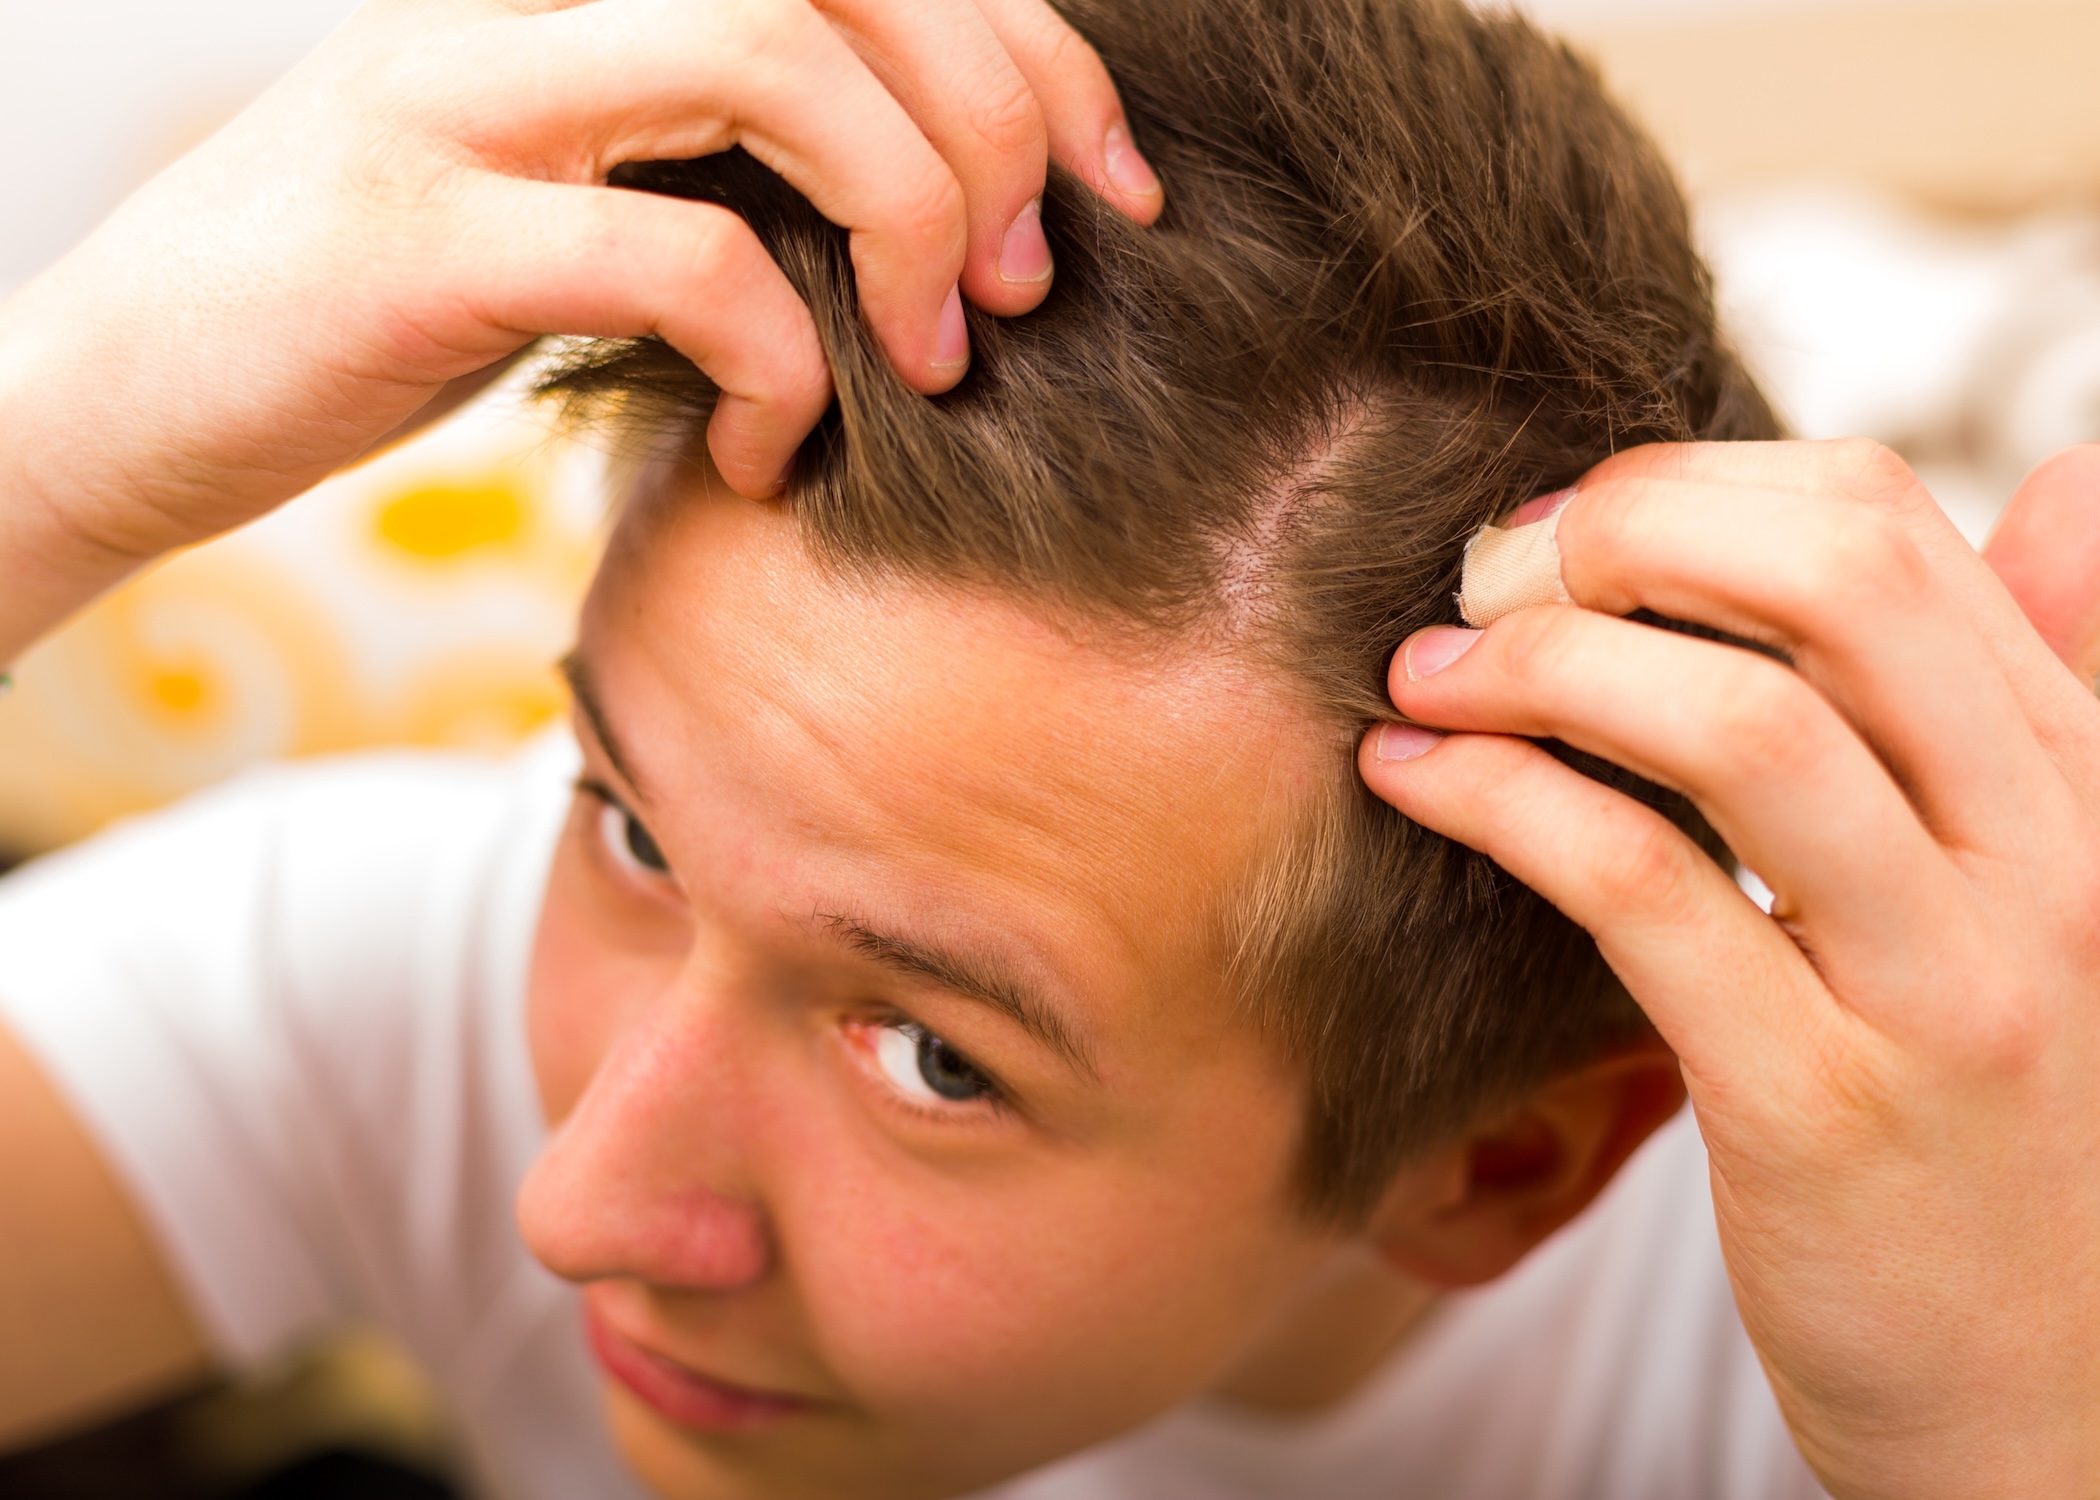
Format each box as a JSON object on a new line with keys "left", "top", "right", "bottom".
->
{"left": 585, "top": 1303, "right": 814, "bottom": 1432}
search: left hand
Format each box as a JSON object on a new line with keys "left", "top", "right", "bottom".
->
{"left": 1359, "top": 439, "right": 2100, "bottom": 1500}
{"left": 0, "top": 0, "right": 1164, "bottom": 666}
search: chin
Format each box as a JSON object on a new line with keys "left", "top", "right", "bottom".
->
{"left": 608, "top": 1383, "right": 783, "bottom": 1500}
{"left": 604, "top": 1382, "right": 1015, "bottom": 1500}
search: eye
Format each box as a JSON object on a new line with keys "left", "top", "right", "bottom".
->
{"left": 592, "top": 794, "right": 670, "bottom": 878}
{"left": 874, "top": 1021, "right": 997, "bottom": 1105}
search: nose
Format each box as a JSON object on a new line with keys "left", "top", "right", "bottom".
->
{"left": 517, "top": 997, "right": 772, "bottom": 1291}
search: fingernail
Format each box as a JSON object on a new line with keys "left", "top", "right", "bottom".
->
{"left": 1506, "top": 486, "right": 1577, "bottom": 527}
{"left": 933, "top": 284, "right": 970, "bottom": 371}
{"left": 1103, "top": 123, "right": 1161, "bottom": 201}
{"left": 1404, "top": 627, "right": 1480, "bottom": 681}
{"left": 1374, "top": 723, "right": 1444, "bottom": 763}
{"left": 998, "top": 198, "right": 1053, "bottom": 285}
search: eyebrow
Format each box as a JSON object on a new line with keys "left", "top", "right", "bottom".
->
{"left": 560, "top": 652, "right": 652, "bottom": 805}
{"left": 820, "top": 913, "right": 1099, "bottom": 1080}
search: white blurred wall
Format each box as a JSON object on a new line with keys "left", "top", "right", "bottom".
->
{"left": 0, "top": 0, "right": 359, "bottom": 293}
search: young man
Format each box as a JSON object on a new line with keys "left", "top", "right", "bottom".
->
{"left": 4, "top": 2, "right": 2100, "bottom": 1499}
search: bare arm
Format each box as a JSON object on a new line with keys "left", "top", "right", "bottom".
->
{"left": 0, "top": 1018, "right": 209, "bottom": 1451}
{"left": 0, "top": 0, "right": 1163, "bottom": 672}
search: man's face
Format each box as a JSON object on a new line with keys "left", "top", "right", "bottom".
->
{"left": 518, "top": 477, "right": 1358, "bottom": 1499}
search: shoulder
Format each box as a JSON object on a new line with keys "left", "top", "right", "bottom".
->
{"left": 0, "top": 734, "right": 579, "bottom": 1144}
{"left": 0, "top": 736, "right": 575, "bottom": 1000}
{"left": 0, "top": 737, "right": 581, "bottom": 1369}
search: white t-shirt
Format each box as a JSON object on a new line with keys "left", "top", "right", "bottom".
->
{"left": 0, "top": 741, "right": 1826, "bottom": 1500}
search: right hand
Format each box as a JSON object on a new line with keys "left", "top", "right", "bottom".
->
{"left": 1362, "top": 441, "right": 2100, "bottom": 1498}
{"left": 0, "top": 0, "right": 1162, "bottom": 664}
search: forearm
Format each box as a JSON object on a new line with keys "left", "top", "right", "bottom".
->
{"left": 0, "top": 193, "right": 365, "bottom": 666}
{"left": 0, "top": 250, "right": 243, "bottom": 667}
{"left": 0, "top": 289, "right": 147, "bottom": 667}
{"left": 0, "top": 1018, "right": 210, "bottom": 1452}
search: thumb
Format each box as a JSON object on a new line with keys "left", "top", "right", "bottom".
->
{"left": 1985, "top": 444, "right": 2100, "bottom": 684}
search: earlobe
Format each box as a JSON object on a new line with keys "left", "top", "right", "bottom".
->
{"left": 1368, "top": 1038, "right": 1686, "bottom": 1288}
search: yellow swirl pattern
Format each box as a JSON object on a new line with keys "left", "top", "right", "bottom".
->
{"left": 0, "top": 387, "right": 606, "bottom": 857}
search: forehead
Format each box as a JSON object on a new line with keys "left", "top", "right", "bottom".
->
{"left": 580, "top": 478, "right": 1338, "bottom": 1031}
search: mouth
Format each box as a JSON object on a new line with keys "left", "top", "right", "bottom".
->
{"left": 585, "top": 1303, "right": 816, "bottom": 1432}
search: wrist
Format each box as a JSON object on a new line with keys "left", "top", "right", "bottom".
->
{"left": 0, "top": 278, "right": 177, "bottom": 662}
{"left": 1795, "top": 1396, "right": 2100, "bottom": 1500}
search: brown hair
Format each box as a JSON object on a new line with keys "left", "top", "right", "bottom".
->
{"left": 545, "top": 0, "right": 1777, "bottom": 1220}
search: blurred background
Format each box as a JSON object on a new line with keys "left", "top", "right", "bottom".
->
{"left": 0, "top": 0, "right": 2096, "bottom": 1493}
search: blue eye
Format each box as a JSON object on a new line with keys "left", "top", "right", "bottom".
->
{"left": 619, "top": 808, "right": 667, "bottom": 873}
{"left": 875, "top": 1022, "right": 996, "bottom": 1104}
{"left": 586, "top": 786, "right": 670, "bottom": 878}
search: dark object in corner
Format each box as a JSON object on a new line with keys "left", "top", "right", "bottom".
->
{"left": 0, "top": 1398, "right": 461, "bottom": 1500}
{"left": 232, "top": 1450, "right": 458, "bottom": 1500}
{"left": 0, "top": 1339, "right": 463, "bottom": 1500}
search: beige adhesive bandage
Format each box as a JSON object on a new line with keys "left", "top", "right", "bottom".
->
{"left": 1459, "top": 507, "right": 1571, "bottom": 627}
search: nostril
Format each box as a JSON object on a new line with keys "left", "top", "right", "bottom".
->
{"left": 634, "top": 1188, "right": 773, "bottom": 1291}
{"left": 515, "top": 1144, "right": 772, "bottom": 1292}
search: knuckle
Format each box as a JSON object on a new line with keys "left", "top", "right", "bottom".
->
{"left": 609, "top": 195, "right": 753, "bottom": 297}
{"left": 1027, "top": 18, "right": 1094, "bottom": 91}
{"left": 962, "top": 64, "right": 1049, "bottom": 164}
{"left": 355, "top": 27, "right": 470, "bottom": 134}
{"left": 1821, "top": 436, "right": 1921, "bottom": 507}
{"left": 675, "top": 203, "right": 749, "bottom": 277}
{"left": 1589, "top": 817, "right": 1702, "bottom": 924}
{"left": 1488, "top": 608, "right": 1581, "bottom": 689}
{"left": 700, "top": 0, "right": 812, "bottom": 84}
{"left": 1795, "top": 509, "right": 1931, "bottom": 617}
{"left": 1700, "top": 661, "right": 1830, "bottom": 787}
{"left": 1787, "top": 1022, "right": 1903, "bottom": 1144}
{"left": 1006, "top": 8, "right": 1117, "bottom": 120}
{"left": 1951, "top": 985, "right": 2056, "bottom": 1076}
{"left": 888, "top": 162, "right": 970, "bottom": 256}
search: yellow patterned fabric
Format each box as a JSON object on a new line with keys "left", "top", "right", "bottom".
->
{"left": 0, "top": 389, "right": 606, "bottom": 857}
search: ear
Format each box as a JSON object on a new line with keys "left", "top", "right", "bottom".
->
{"left": 1365, "top": 1033, "right": 1686, "bottom": 1288}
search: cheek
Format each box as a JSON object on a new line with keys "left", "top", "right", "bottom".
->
{"left": 527, "top": 829, "right": 687, "bottom": 1125}
{"left": 780, "top": 1119, "right": 1323, "bottom": 1458}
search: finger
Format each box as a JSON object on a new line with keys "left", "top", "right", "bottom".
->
{"left": 460, "top": 176, "right": 831, "bottom": 495}
{"left": 1584, "top": 440, "right": 2100, "bottom": 779}
{"left": 968, "top": 0, "right": 1164, "bottom": 223}
{"left": 1356, "top": 726, "right": 1833, "bottom": 1091}
{"left": 362, "top": 348, "right": 533, "bottom": 460}
{"left": 1386, "top": 608, "right": 1983, "bottom": 1022}
{"left": 487, "top": 0, "right": 972, "bottom": 391}
{"left": 817, "top": 0, "right": 1055, "bottom": 317}
{"left": 1552, "top": 472, "right": 2080, "bottom": 864}
{"left": 1986, "top": 445, "right": 2100, "bottom": 685}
